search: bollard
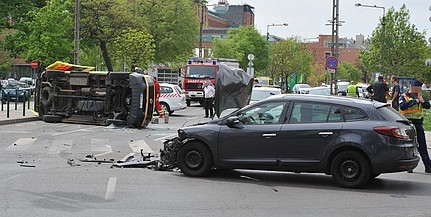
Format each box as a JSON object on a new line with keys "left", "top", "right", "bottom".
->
{"left": 14, "top": 89, "right": 18, "bottom": 110}
{"left": 22, "top": 93, "right": 26, "bottom": 117}
{"left": 164, "top": 112, "right": 169, "bottom": 123}
{"left": 6, "top": 92, "right": 10, "bottom": 118}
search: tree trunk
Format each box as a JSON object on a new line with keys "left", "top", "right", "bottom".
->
{"left": 100, "top": 41, "right": 113, "bottom": 71}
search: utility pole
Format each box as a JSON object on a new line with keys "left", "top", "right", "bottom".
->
{"left": 73, "top": 0, "right": 80, "bottom": 65}
{"left": 330, "top": 0, "right": 340, "bottom": 95}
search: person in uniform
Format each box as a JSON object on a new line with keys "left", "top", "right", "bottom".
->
{"left": 399, "top": 80, "right": 431, "bottom": 173}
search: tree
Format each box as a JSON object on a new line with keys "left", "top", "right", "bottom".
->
{"left": 80, "top": 0, "right": 136, "bottom": 71}
{"left": 337, "top": 62, "right": 362, "bottom": 83}
{"left": 4, "top": 0, "right": 74, "bottom": 67}
{"left": 211, "top": 26, "right": 269, "bottom": 71}
{"left": 359, "top": 5, "right": 431, "bottom": 83}
{"left": 112, "top": 28, "right": 155, "bottom": 70}
{"left": 268, "top": 37, "right": 313, "bottom": 85}
{"left": 138, "top": 0, "right": 199, "bottom": 64}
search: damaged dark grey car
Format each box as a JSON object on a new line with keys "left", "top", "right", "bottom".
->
{"left": 161, "top": 95, "right": 420, "bottom": 188}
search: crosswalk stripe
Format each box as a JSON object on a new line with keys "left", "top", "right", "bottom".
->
{"left": 128, "top": 140, "right": 154, "bottom": 154}
{"left": 47, "top": 139, "right": 73, "bottom": 155}
{"left": 5, "top": 138, "right": 37, "bottom": 151}
{"left": 91, "top": 139, "right": 112, "bottom": 157}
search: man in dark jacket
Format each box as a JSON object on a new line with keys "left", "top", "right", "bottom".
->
{"left": 366, "top": 75, "right": 389, "bottom": 103}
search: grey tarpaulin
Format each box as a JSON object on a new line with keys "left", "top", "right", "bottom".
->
{"left": 214, "top": 63, "right": 253, "bottom": 118}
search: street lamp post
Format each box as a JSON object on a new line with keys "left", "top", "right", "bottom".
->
{"left": 355, "top": 3, "right": 386, "bottom": 75}
{"left": 266, "top": 23, "right": 288, "bottom": 41}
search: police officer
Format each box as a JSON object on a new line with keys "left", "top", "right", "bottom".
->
{"left": 400, "top": 80, "right": 431, "bottom": 173}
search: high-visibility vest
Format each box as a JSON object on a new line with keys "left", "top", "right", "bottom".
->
{"left": 347, "top": 85, "right": 357, "bottom": 97}
{"left": 400, "top": 93, "right": 423, "bottom": 120}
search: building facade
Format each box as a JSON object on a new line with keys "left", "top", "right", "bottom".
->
{"left": 195, "top": 0, "right": 255, "bottom": 57}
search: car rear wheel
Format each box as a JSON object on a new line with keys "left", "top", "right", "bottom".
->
{"left": 177, "top": 142, "right": 213, "bottom": 177}
{"left": 160, "top": 102, "right": 171, "bottom": 115}
{"left": 330, "top": 151, "right": 370, "bottom": 188}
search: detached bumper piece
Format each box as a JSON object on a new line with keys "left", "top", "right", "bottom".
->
{"left": 111, "top": 151, "right": 158, "bottom": 168}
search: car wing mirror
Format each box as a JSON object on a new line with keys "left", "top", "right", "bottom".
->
{"left": 226, "top": 116, "right": 243, "bottom": 129}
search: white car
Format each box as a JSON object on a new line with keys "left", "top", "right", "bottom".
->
{"left": 250, "top": 86, "right": 282, "bottom": 104}
{"left": 159, "top": 83, "right": 187, "bottom": 114}
{"left": 292, "top": 83, "right": 311, "bottom": 94}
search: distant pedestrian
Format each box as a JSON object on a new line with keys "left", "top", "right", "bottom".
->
{"left": 347, "top": 81, "right": 359, "bottom": 98}
{"left": 366, "top": 75, "right": 389, "bottom": 103}
{"left": 203, "top": 76, "right": 215, "bottom": 118}
{"left": 400, "top": 80, "right": 431, "bottom": 173}
{"left": 390, "top": 75, "right": 400, "bottom": 110}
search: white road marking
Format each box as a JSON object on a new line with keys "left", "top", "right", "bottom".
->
{"left": 153, "top": 133, "right": 178, "bottom": 141}
{"left": 105, "top": 177, "right": 117, "bottom": 200}
{"left": 91, "top": 139, "right": 112, "bottom": 157}
{"left": 5, "top": 138, "right": 37, "bottom": 151}
{"left": 47, "top": 139, "right": 73, "bottom": 155}
{"left": 128, "top": 140, "right": 154, "bottom": 154}
{"left": 52, "top": 126, "right": 101, "bottom": 136}
{"left": 0, "top": 174, "right": 21, "bottom": 186}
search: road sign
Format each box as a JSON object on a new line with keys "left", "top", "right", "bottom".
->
{"left": 326, "top": 56, "right": 338, "bottom": 69}
{"left": 31, "top": 60, "right": 38, "bottom": 69}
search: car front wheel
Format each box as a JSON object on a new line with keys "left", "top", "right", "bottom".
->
{"left": 177, "top": 142, "right": 213, "bottom": 177}
{"left": 330, "top": 151, "right": 370, "bottom": 188}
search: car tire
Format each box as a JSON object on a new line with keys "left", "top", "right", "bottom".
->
{"left": 186, "top": 99, "right": 191, "bottom": 106}
{"left": 330, "top": 151, "right": 370, "bottom": 188}
{"left": 42, "top": 115, "right": 63, "bottom": 123}
{"left": 160, "top": 102, "right": 171, "bottom": 115}
{"left": 177, "top": 141, "right": 213, "bottom": 177}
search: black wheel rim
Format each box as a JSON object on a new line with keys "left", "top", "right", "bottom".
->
{"left": 185, "top": 150, "right": 203, "bottom": 169}
{"left": 340, "top": 159, "right": 360, "bottom": 181}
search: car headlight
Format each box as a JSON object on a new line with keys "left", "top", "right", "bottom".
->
{"left": 178, "top": 129, "right": 186, "bottom": 140}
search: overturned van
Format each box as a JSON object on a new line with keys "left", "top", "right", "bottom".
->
{"left": 35, "top": 61, "right": 155, "bottom": 128}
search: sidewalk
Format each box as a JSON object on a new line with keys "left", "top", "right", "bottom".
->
{"left": 0, "top": 101, "right": 39, "bottom": 125}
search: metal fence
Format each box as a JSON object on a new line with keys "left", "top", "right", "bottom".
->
{"left": 1, "top": 89, "right": 34, "bottom": 118}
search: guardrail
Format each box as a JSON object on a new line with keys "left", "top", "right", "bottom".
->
{"left": 1, "top": 89, "right": 34, "bottom": 118}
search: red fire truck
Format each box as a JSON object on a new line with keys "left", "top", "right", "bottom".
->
{"left": 182, "top": 58, "right": 239, "bottom": 106}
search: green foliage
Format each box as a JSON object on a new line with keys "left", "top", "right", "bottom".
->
{"left": 359, "top": 5, "right": 431, "bottom": 83}
{"left": 4, "top": 0, "right": 74, "bottom": 67}
{"left": 337, "top": 62, "right": 362, "bottom": 83}
{"left": 268, "top": 37, "right": 313, "bottom": 83}
{"left": 138, "top": 0, "right": 198, "bottom": 64}
{"left": 211, "top": 26, "right": 269, "bottom": 71}
{"left": 112, "top": 28, "right": 155, "bottom": 69}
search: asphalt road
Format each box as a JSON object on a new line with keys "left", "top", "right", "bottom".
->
{"left": 1, "top": 103, "right": 431, "bottom": 217}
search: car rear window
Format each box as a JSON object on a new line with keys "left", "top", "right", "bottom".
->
{"left": 378, "top": 105, "right": 409, "bottom": 122}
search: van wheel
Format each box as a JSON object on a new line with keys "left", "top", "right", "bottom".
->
{"left": 40, "top": 86, "right": 53, "bottom": 106}
{"left": 42, "top": 115, "right": 63, "bottom": 123}
{"left": 331, "top": 151, "right": 370, "bottom": 188}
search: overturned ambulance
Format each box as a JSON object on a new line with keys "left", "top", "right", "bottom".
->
{"left": 35, "top": 61, "right": 155, "bottom": 128}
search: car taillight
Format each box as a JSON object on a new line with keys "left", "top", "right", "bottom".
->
{"left": 373, "top": 126, "right": 409, "bottom": 139}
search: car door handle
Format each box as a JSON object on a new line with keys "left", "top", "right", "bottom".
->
{"left": 319, "top": 132, "right": 333, "bottom": 137}
{"left": 262, "top": 133, "right": 276, "bottom": 137}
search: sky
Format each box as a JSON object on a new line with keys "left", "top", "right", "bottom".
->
{"left": 206, "top": 0, "right": 430, "bottom": 42}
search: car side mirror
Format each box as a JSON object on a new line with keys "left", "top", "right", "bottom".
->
{"left": 226, "top": 116, "right": 243, "bottom": 128}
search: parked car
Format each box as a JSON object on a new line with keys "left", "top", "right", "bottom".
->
{"left": 1, "top": 81, "right": 31, "bottom": 102}
{"left": 159, "top": 83, "right": 187, "bottom": 114}
{"left": 292, "top": 83, "right": 311, "bottom": 94}
{"left": 161, "top": 94, "right": 419, "bottom": 188}
{"left": 19, "top": 77, "right": 36, "bottom": 94}
{"left": 250, "top": 86, "right": 282, "bottom": 104}
{"left": 309, "top": 86, "right": 331, "bottom": 95}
